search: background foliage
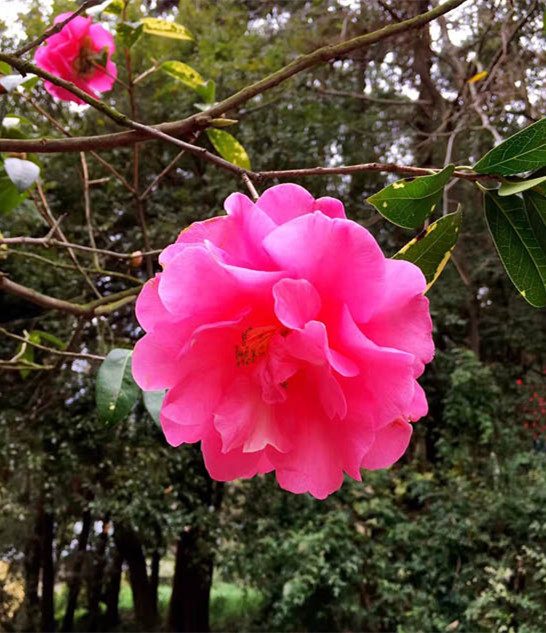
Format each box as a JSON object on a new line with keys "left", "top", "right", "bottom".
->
{"left": 0, "top": 0, "right": 545, "bottom": 631}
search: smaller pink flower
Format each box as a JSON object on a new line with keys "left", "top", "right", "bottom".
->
{"left": 34, "top": 13, "right": 117, "bottom": 105}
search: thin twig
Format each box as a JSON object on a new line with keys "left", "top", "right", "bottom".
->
{"left": 80, "top": 153, "right": 99, "bottom": 269}
{"left": 0, "top": 327, "right": 105, "bottom": 361}
{"left": 13, "top": 0, "right": 103, "bottom": 57}
{"left": 0, "top": 235, "right": 162, "bottom": 260}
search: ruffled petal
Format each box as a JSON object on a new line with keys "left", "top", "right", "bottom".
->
{"left": 263, "top": 211, "right": 386, "bottom": 322}
{"left": 256, "top": 183, "right": 316, "bottom": 225}
{"left": 273, "top": 278, "right": 322, "bottom": 330}
{"left": 360, "top": 419, "right": 413, "bottom": 470}
{"left": 201, "top": 427, "right": 275, "bottom": 481}
{"left": 360, "top": 259, "right": 434, "bottom": 366}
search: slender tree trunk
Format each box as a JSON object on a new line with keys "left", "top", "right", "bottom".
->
{"left": 113, "top": 523, "right": 157, "bottom": 630}
{"left": 150, "top": 548, "right": 161, "bottom": 615}
{"left": 166, "top": 528, "right": 213, "bottom": 633}
{"left": 87, "top": 519, "right": 109, "bottom": 632}
{"left": 21, "top": 510, "right": 42, "bottom": 632}
{"left": 40, "top": 511, "right": 55, "bottom": 633}
{"left": 104, "top": 547, "right": 122, "bottom": 630}
{"left": 61, "top": 510, "right": 92, "bottom": 632}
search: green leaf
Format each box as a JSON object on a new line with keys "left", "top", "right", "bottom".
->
{"left": 474, "top": 117, "right": 546, "bottom": 176}
{"left": 103, "top": 0, "right": 123, "bottom": 15}
{"left": 522, "top": 190, "right": 546, "bottom": 263}
{"left": 195, "top": 79, "right": 216, "bottom": 103}
{"left": 484, "top": 190, "right": 546, "bottom": 307}
{"left": 30, "top": 330, "right": 66, "bottom": 350}
{"left": 143, "top": 390, "right": 166, "bottom": 426}
{"left": 367, "top": 165, "right": 454, "bottom": 229}
{"left": 0, "top": 61, "right": 11, "bottom": 74}
{"left": 498, "top": 175, "right": 546, "bottom": 197}
{"left": 140, "top": 18, "right": 193, "bottom": 41}
{"left": 116, "top": 23, "right": 144, "bottom": 49}
{"left": 393, "top": 208, "right": 462, "bottom": 290}
{"left": 161, "top": 61, "right": 205, "bottom": 90}
{"left": 96, "top": 349, "right": 140, "bottom": 424}
{"left": 0, "top": 174, "right": 27, "bottom": 214}
{"left": 4, "top": 158, "right": 40, "bottom": 192}
{"left": 206, "top": 129, "right": 251, "bottom": 170}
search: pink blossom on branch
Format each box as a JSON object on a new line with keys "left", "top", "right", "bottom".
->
{"left": 34, "top": 13, "right": 117, "bottom": 105}
{"left": 133, "top": 184, "right": 434, "bottom": 499}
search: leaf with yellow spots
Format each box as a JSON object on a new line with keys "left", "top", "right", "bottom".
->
{"left": 367, "top": 164, "right": 454, "bottom": 229}
{"left": 96, "top": 349, "right": 140, "bottom": 424}
{"left": 140, "top": 18, "right": 193, "bottom": 41}
{"left": 206, "top": 129, "right": 251, "bottom": 170}
{"left": 161, "top": 61, "right": 205, "bottom": 91}
{"left": 393, "top": 207, "right": 462, "bottom": 290}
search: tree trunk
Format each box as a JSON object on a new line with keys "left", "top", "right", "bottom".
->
{"left": 104, "top": 547, "right": 122, "bottom": 630}
{"left": 21, "top": 511, "right": 42, "bottom": 632}
{"left": 61, "top": 510, "right": 92, "bottom": 632}
{"left": 113, "top": 523, "right": 157, "bottom": 630}
{"left": 166, "top": 528, "right": 213, "bottom": 633}
{"left": 40, "top": 511, "right": 55, "bottom": 633}
{"left": 87, "top": 519, "right": 109, "bottom": 632}
{"left": 150, "top": 548, "right": 161, "bottom": 615}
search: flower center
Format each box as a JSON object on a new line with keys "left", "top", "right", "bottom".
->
{"left": 235, "top": 325, "right": 288, "bottom": 367}
{"left": 72, "top": 37, "right": 99, "bottom": 79}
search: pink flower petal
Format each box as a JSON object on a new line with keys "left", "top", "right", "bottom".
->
{"left": 361, "top": 259, "right": 434, "bottom": 366}
{"left": 256, "top": 183, "right": 316, "bottom": 225}
{"left": 201, "top": 428, "right": 275, "bottom": 481}
{"left": 360, "top": 419, "right": 413, "bottom": 470}
{"left": 213, "top": 376, "right": 291, "bottom": 454}
{"left": 273, "top": 278, "right": 322, "bottom": 330}
{"left": 315, "top": 196, "right": 346, "bottom": 219}
{"left": 263, "top": 212, "right": 386, "bottom": 322}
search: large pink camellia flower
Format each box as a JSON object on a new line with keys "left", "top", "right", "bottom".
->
{"left": 34, "top": 13, "right": 116, "bottom": 105}
{"left": 133, "top": 184, "right": 434, "bottom": 499}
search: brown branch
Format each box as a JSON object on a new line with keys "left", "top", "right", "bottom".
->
{"left": 253, "top": 163, "right": 502, "bottom": 182}
{"left": 0, "top": 275, "right": 140, "bottom": 317}
{"left": 0, "top": 235, "right": 162, "bottom": 260}
{"left": 315, "top": 87, "right": 431, "bottom": 106}
{"left": 0, "top": 0, "right": 468, "bottom": 154}
{"left": 13, "top": 1, "right": 104, "bottom": 57}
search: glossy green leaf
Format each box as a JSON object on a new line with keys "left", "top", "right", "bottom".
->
{"left": 206, "top": 129, "right": 251, "bottom": 170}
{"left": 0, "top": 174, "right": 27, "bottom": 214}
{"left": 367, "top": 164, "right": 454, "bottom": 229}
{"left": 140, "top": 18, "right": 193, "bottom": 41}
{"left": 484, "top": 190, "right": 546, "bottom": 307}
{"left": 474, "top": 117, "right": 546, "bottom": 176}
{"left": 116, "top": 23, "right": 144, "bottom": 49}
{"left": 161, "top": 61, "right": 205, "bottom": 90}
{"left": 498, "top": 175, "right": 546, "bottom": 197}
{"left": 522, "top": 190, "right": 546, "bottom": 262}
{"left": 393, "top": 207, "right": 462, "bottom": 290}
{"left": 143, "top": 390, "right": 166, "bottom": 426}
{"left": 4, "top": 158, "right": 40, "bottom": 192}
{"left": 96, "top": 349, "right": 140, "bottom": 424}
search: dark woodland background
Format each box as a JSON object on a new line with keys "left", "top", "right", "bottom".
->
{"left": 0, "top": 0, "right": 545, "bottom": 631}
